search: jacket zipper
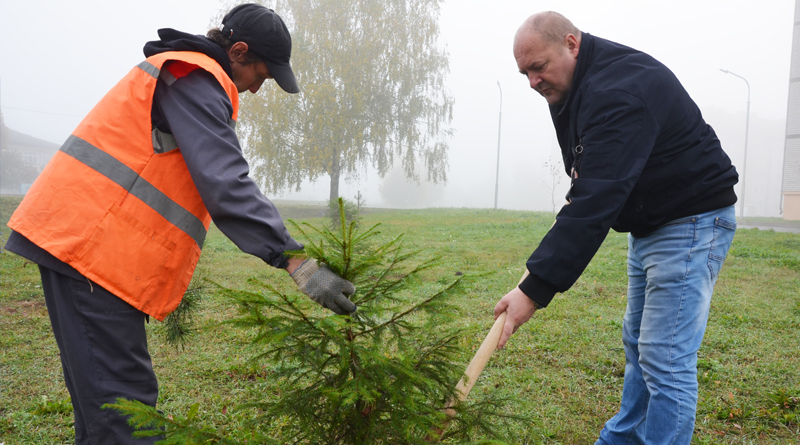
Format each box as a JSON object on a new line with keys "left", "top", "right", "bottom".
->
{"left": 565, "top": 138, "right": 584, "bottom": 204}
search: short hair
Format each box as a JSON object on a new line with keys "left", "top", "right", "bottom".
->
{"left": 206, "top": 28, "right": 263, "bottom": 65}
{"left": 520, "top": 11, "right": 581, "bottom": 45}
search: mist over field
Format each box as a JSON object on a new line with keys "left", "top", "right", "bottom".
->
{"left": 1, "top": 0, "right": 794, "bottom": 217}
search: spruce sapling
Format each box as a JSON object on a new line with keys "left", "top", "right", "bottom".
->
{"left": 110, "top": 199, "right": 521, "bottom": 444}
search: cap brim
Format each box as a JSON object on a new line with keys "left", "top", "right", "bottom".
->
{"left": 266, "top": 62, "right": 300, "bottom": 94}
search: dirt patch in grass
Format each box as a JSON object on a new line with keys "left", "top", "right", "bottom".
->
{"left": 0, "top": 298, "right": 46, "bottom": 316}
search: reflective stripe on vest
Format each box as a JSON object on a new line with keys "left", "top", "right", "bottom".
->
{"left": 136, "top": 60, "right": 160, "bottom": 78}
{"left": 60, "top": 134, "right": 207, "bottom": 248}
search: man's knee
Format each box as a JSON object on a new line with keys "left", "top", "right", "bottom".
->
{"left": 638, "top": 344, "right": 699, "bottom": 389}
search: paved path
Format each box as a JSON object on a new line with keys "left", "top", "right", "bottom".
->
{"left": 737, "top": 221, "right": 800, "bottom": 234}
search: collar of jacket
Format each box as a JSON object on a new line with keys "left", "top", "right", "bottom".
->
{"left": 550, "top": 32, "right": 595, "bottom": 118}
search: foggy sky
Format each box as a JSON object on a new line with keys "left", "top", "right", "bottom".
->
{"left": 1, "top": 0, "right": 794, "bottom": 216}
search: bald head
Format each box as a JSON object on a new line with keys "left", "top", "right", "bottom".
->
{"left": 515, "top": 11, "right": 581, "bottom": 47}
{"left": 513, "top": 12, "right": 582, "bottom": 105}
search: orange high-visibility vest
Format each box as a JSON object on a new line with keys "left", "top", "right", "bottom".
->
{"left": 8, "top": 51, "right": 239, "bottom": 320}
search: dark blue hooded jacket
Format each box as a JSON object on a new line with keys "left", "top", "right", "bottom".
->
{"left": 518, "top": 33, "right": 738, "bottom": 307}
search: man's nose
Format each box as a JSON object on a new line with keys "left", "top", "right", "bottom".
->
{"left": 529, "top": 75, "right": 541, "bottom": 90}
{"left": 249, "top": 80, "right": 264, "bottom": 94}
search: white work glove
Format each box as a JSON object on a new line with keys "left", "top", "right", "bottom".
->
{"left": 290, "top": 259, "right": 356, "bottom": 315}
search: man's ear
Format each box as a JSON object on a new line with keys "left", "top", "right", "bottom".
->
{"left": 565, "top": 33, "right": 580, "bottom": 58}
{"left": 228, "top": 41, "right": 250, "bottom": 62}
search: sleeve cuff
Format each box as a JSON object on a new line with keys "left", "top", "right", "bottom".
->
{"left": 517, "top": 273, "right": 558, "bottom": 308}
{"left": 267, "top": 251, "right": 297, "bottom": 269}
{"left": 267, "top": 238, "right": 305, "bottom": 269}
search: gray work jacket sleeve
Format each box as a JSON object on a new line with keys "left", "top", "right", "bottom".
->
{"left": 153, "top": 66, "right": 303, "bottom": 268}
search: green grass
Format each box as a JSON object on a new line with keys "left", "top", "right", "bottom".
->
{"left": 2, "top": 196, "right": 799, "bottom": 444}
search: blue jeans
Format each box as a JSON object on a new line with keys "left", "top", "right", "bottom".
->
{"left": 596, "top": 206, "right": 736, "bottom": 445}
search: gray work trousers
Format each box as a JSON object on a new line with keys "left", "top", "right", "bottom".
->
{"left": 39, "top": 265, "right": 160, "bottom": 444}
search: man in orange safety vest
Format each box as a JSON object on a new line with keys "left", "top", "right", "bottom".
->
{"left": 6, "top": 4, "right": 355, "bottom": 443}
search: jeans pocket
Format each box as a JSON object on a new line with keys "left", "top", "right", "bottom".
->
{"left": 708, "top": 217, "right": 737, "bottom": 278}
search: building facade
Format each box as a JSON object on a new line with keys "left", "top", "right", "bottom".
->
{"left": 783, "top": 0, "right": 800, "bottom": 220}
{"left": 0, "top": 125, "right": 60, "bottom": 195}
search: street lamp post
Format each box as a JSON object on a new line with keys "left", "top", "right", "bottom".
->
{"left": 494, "top": 81, "right": 502, "bottom": 210}
{"left": 720, "top": 68, "right": 750, "bottom": 218}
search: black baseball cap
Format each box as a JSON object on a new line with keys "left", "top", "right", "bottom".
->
{"left": 221, "top": 3, "right": 299, "bottom": 94}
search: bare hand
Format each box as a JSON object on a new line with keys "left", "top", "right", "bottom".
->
{"left": 493, "top": 287, "right": 537, "bottom": 349}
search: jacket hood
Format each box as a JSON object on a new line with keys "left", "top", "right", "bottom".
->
{"left": 143, "top": 29, "right": 233, "bottom": 78}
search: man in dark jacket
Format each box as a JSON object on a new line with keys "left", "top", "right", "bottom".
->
{"left": 5, "top": 4, "right": 355, "bottom": 444}
{"left": 493, "top": 11, "right": 738, "bottom": 445}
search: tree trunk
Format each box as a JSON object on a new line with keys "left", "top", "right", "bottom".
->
{"left": 329, "top": 153, "right": 340, "bottom": 203}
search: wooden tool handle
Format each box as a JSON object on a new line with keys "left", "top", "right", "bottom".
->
{"left": 450, "top": 311, "right": 506, "bottom": 403}
{"left": 429, "top": 271, "right": 530, "bottom": 442}
{"left": 455, "top": 269, "right": 528, "bottom": 400}
{"left": 429, "top": 312, "right": 507, "bottom": 442}
{"left": 450, "top": 270, "right": 529, "bottom": 406}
